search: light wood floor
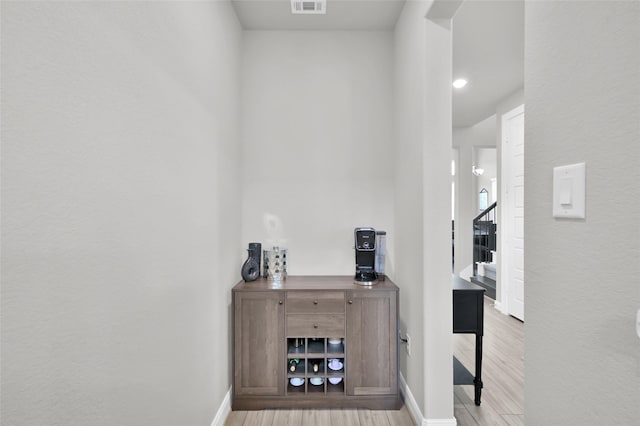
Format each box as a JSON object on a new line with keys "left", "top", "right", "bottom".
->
{"left": 225, "top": 297, "right": 524, "bottom": 426}
{"left": 454, "top": 297, "right": 524, "bottom": 426}
{"left": 224, "top": 406, "right": 415, "bottom": 426}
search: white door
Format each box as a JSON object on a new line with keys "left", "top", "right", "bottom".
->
{"left": 503, "top": 105, "right": 525, "bottom": 321}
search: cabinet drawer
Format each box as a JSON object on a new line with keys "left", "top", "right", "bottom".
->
{"left": 286, "top": 291, "right": 345, "bottom": 314}
{"left": 286, "top": 314, "right": 345, "bottom": 337}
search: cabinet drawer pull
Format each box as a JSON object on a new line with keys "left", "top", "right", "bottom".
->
{"left": 313, "top": 300, "right": 318, "bottom": 305}
{"left": 348, "top": 300, "right": 353, "bottom": 304}
{"left": 279, "top": 300, "right": 283, "bottom": 305}
{"left": 313, "top": 323, "right": 318, "bottom": 328}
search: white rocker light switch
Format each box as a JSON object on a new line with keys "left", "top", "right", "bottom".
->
{"left": 553, "top": 162, "right": 586, "bottom": 219}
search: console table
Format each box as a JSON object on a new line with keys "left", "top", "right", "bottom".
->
{"left": 452, "top": 276, "right": 485, "bottom": 406}
{"left": 232, "top": 276, "right": 400, "bottom": 410}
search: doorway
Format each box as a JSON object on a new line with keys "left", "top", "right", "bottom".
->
{"left": 501, "top": 104, "right": 525, "bottom": 321}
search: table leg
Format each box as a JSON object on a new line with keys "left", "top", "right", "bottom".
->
{"left": 474, "top": 334, "right": 483, "bottom": 406}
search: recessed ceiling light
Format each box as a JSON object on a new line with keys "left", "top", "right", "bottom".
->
{"left": 453, "top": 79, "right": 468, "bottom": 89}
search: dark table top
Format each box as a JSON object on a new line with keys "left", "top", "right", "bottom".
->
{"left": 452, "top": 275, "right": 486, "bottom": 292}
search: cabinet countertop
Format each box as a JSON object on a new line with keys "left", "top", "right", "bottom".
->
{"left": 232, "top": 275, "right": 399, "bottom": 292}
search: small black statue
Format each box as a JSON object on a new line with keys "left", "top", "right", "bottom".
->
{"left": 241, "top": 242, "right": 261, "bottom": 282}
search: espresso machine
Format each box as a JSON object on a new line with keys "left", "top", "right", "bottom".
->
{"left": 354, "top": 227, "right": 378, "bottom": 285}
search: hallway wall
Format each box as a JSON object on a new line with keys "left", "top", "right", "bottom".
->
{"left": 239, "top": 30, "right": 395, "bottom": 276}
{"left": 394, "top": 1, "right": 430, "bottom": 415}
{"left": 1, "top": 2, "right": 242, "bottom": 424}
{"left": 525, "top": 1, "right": 640, "bottom": 424}
{"left": 394, "top": 1, "right": 458, "bottom": 421}
{"left": 453, "top": 116, "right": 496, "bottom": 278}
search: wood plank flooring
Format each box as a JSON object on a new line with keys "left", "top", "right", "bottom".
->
{"left": 224, "top": 407, "right": 414, "bottom": 426}
{"left": 225, "top": 297, "right": 524, "bottom": 426}
{"left": 454, "top": 297, "right": 524, "bottom": 425}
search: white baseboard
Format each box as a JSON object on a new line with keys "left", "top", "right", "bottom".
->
{"left": 400, "top": 373, "right": 424, "bottom": 426}
{"left": 400, "top": 373, "right": 457, "bottom": 426}
{"left": 216, "top": 379, "right": 456, "bottom": 426}
{"left": 494, "top": 300, "right": 509, "bottom": 315}
{"left": 425, "top": 419, "right": 457, "bottom": 426}
{"left": 210, "top": 387, "right": 231, "bottom": 426}
{"left": 400, "top": 373, "right": 425, "bottom": 426}
{"left": 459, "top": 265, "right": 473, "bottom": 281}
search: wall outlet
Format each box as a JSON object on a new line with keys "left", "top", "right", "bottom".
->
{"left": 406, "top": 333, "right": 411, "bottom": 356}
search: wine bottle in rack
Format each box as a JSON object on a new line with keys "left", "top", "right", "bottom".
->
{"left": 289, "top": 358, "right": 300, "bottom": 372}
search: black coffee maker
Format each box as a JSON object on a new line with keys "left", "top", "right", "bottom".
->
{"left": 354, "top": 227, "right": 378, "bottom": 285}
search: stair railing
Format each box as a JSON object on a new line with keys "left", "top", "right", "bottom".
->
{"left": 472, "top": 201, "right": 497, "bottom": 277}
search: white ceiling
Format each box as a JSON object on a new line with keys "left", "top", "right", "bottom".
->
{"left": 231, "top": 0, "right": 405, "bottom": 30}
{"left": 452, "top": 0, "right": 524, "bottom": 127}
{"left": 231, "top": 0, "right": 524, "bottom": 128}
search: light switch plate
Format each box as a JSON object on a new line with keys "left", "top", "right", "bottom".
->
{"left": 553, "top": 162, "right": 586, "bottom": 219}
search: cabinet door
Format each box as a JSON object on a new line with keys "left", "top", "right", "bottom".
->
{"left": 346, "top": 290, "right": 398, "bottom": 396}
{"left": 234, "top": 291, "right": 284, "bottom": 396}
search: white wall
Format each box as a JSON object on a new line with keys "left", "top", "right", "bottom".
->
{"left": 1, "top": 2, "right": 242, "bottom": 425}
{"left": 452, "top": 115, "right": 496, "bottom": 277}
{"left": 423, "top": 14, "right": 456, "bottom": 422}
{"left": 240, "top": 31, "right": 394, "bottom": 276}
{"left": 525, "top": 1, "right": 640, "bottom": 424}
{"left": 394, "top": 1, "right": 456, "bottom": 422}
{"left": 475, "top": 148, "right": 496, "bottom": 206}
{"left": 394, "top": 1, "right": 428, "bottom": 415}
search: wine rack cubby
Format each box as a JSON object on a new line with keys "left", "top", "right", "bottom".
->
{"left": 286, "top": 337, "right": 345, "bottom": 395}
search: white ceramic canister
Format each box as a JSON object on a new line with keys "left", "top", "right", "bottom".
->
{"left": 375, "top": 230, "right": 386, "bottom": 280}
{"left": 263, "top": 246, "right": 287, "bottom": 281}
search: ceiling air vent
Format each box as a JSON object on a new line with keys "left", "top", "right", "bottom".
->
{"left": 291, "top": 0, "right": 326, "bottom": 14}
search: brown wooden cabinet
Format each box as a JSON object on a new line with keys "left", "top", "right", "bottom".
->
{"left": 232, "top": 276, "right": 400, "bottom": 410}
{"left": 233, "top": 291, "right": 284, "bottom": 397}
{"left": 345, "top": 289, "right": 397, "bottom": 397}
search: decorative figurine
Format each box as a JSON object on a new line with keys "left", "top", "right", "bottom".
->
{"left": 241, "top": 242, "right": 261, "bottom": 282}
